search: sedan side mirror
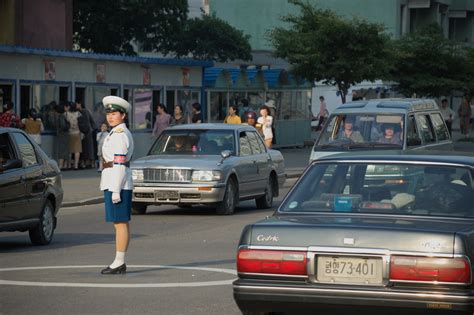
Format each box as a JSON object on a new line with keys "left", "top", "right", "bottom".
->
{"left": 221, "top": 150, "right": 232, "bottom": 159}
{"left": 0, "top": 159, "right": 23, "bottom": 172}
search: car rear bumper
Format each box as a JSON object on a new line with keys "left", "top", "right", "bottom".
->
{"left": 233, "top": 280, "right": 474, "bottom": 313}
{"left": 132, "top": 184, "right": 226, "bottom": 204}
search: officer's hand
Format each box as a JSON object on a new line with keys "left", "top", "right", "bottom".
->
{"left": 112, "top": 192, "right": 121, "bottom": 204}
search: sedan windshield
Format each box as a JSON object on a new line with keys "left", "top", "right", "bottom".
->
{"left": 148, "top": 130, "right": 235, "bottom": 155}
{"left": 280, "top": 162, "right": 474, "bottom": 218}
{"left": 315, "top": 113, "right": 404, "bottom": 150}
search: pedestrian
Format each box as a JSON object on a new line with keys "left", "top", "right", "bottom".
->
{"left": 264, "top": 100, "right": 277, "bottom": 145}
{"left": 439, "top": 98, "right": 454, "bottom": 135}
{"left": 224, "top": 105, "right": 242, "bottom": 124}
{"left": 53, "top": 102, "right": 70, "bottom": 170}
{"left": 21, "top": 108, "right": 44, "bottom": 146}
{"left": 100, "top": 95, "right": 134, "bottom": 275}
{"left": 96, "top": 122, "right": 109, "bottom": 172}
{"left": 0, "top": 102, "right": 22, "bottom": 128}
{"left": 64, "top": 101, "right": 82, "bottom": 170}
{"left": 239, "top": 98, "right": 253, "bottom": 121}
{"left": 76, "top": 100, "right": 97, "bottom": 168}
{"left": 257, "top": 105, "right": 273, "bottom": 148}
{"left": 171, "top": 105, "right": 186, "bottom": 125}
{"left": 316, "top": 96, "right": 329, "bottom": 131}
{"left": 243, "top": 111, "right": 257, "bottom": 127}
{"left": 458, "top": 97, "right": 472, "bottom": 136}
{"left": 191, "top": 102, "right": 202, "bottom": 123}
{"left": 152, "top": 103, "right": 171, "bottom": 138}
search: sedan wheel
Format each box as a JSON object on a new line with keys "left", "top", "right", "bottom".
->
{"left": 29, "top": 200, "right": 55, "bottom": 245}
{"left": 216, "top": 178, "right": 237, "bottom": 215}
{"left": 132, "top": 203, "right": 147, "bottom": 215}
{"left": 256, "top": 176, "right": 274, "bottom": 209}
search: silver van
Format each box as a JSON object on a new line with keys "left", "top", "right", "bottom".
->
{"left": 309, "top": 98, "right": 453, "bottom": 162}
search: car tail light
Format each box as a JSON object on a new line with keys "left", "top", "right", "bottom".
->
{"left": 390, "top": 256, "right": 471, "bottom": 284}
{"left": 237, "top": 249, "right": 307, "bottom": 275}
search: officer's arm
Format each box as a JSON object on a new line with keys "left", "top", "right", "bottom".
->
{"left": 108, "top": 133, "right": 130, "bottom": 193}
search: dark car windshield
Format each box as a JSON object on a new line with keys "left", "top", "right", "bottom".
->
{"left": 315, "top": 113, "right": 404, "bottom": 150}
{"left": 280, "top": 161, "right": 474, "bottom": 218}
{"left": 148, "top": 130, "right": 235, "bottom": 156}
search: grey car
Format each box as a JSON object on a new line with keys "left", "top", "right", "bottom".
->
{"left": 234, "top": 151, "right": 474, "bottom": 314}
{"left": 0, "top": 128, "right": 63, "bottom": 245}
{"left": 131, "top": 124, "right": 285, "bottom": 215}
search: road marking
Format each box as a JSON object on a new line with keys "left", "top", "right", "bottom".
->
{"left": 0, "top": 265, "right": 237, "bottom": 288}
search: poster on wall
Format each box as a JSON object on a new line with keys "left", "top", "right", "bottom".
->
{"left": 96, "top": 64, "right": 106, "bottom": 83}
{"left": 182, "top": 67, "right": 190, "bottom": 86}
{"left": 143, "top": 66, "right": 151, "bottom": 85}
{"left": 44, "top": 60, "right": 56, "bottom": 80}
{"left": 133, "top": 89, "right": 153, "bottom": 129}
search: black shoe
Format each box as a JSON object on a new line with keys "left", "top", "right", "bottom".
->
{"left": 101, "top": 264, "right": 126, "bottom": 275}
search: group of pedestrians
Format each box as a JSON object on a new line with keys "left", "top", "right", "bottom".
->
{"left": 151, "top": 102, "right": 202, "bottom": 138}
{"left": 223, "top": 99, "right": 275, "bottom": 148}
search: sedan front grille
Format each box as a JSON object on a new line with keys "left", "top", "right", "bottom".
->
{"left": 143, "top": 168, "right": 192, "bottom": 183}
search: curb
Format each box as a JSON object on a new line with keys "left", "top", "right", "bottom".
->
{"left": 62, "top": 196, "right": 103, "bottom": 208}
{"left": 61, "top": 172, "right": 305, "bottom": 208}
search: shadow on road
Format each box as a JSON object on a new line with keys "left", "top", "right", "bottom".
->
{"left": 143, "top": 205, "right": 276, "bottom": 217}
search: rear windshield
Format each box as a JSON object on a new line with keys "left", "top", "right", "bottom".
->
{"left": 280, "top": 162, "right": 474, "bottom": 218}
{"left": 149, "top": 130, "right": 235, "bottom": 155}
{"left": 315, "top": 113, "right": 404, "bottom": 150}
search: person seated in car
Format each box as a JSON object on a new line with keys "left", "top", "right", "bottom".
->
{"left": 378, "top": 123, "right": 402, "bottom": 145}
{"left": 340, "top": 118, "right": 364, "bottom": 143}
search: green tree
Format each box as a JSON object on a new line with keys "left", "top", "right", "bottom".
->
{"left": 267, "top": 0, "right": 392, "bottom": 103}
{"left": 73, "top": 0, "right": 188, "bottom": 55}
{"left": 176, "top": 14, "right": 252, "bottom": 62}
{"left": 390, "top": 24, "right": 465, "bottom": 97}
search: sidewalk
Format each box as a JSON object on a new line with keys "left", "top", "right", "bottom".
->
{"left": 60, "top": 147, "right": 311, "bottom": 208}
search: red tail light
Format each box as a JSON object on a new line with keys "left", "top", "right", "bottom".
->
{"left": 390, "top": 256, "right": 471, "bottom": 284}
{"left": 237, "top": 249, "right": 307, "bottom": 275}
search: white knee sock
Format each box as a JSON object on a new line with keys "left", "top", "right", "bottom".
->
{"left": 110, "top": 251, "right": 126, "bottom": 268}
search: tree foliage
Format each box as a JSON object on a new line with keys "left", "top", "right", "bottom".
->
{"left": 73, "top": 1, "right": 252, "bottom": 62}
{"left": 176, "top": 14, "right": 252, "bottom": 62}
{"left": 73, "top": 0, "right": 188, "bottom": 55}
{"left": 267, "top": 0, "right": 392, "bottom": 103}
{"left": 390, "top": 24, "right": 467, "bottom": 98}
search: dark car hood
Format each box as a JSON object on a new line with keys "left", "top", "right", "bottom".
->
{"left": 131, "top": 155, "right": 223, "bottom": 169}
{"left": 247, "top": 214, "right": 474, "bottom": 254}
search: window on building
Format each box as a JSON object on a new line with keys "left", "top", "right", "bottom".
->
{"left": 177, "top": 90, "right": 200, "bottom": 120}
{"left": 208, "top": 91, "right": 228, "bottom": 122}
{"left": 132, "top": 88, "right": 153, "bottom": 130}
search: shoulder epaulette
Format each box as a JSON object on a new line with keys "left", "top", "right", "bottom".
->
{"left": 114, "top": 128, "right": 124, "bottom": 133}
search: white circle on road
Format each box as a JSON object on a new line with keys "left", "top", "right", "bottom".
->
{"left": 0, "top": 265, "right": 237, "bottom": 288}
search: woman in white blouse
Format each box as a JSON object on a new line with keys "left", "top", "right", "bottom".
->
{"left": 257, "top": 105, "right": 273, "bottom": 148}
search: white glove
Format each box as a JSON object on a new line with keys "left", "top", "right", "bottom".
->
{"left": 112, "top": 192, "right": 121, "bottom": 204}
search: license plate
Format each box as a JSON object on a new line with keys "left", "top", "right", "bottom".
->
{"left": 155, "top": 190, "right": 179, "bottom": 200}
{"left": 317, "top": 256, "right": 383, "bottom": 285}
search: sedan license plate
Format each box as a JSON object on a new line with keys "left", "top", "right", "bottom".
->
{"left": 317, "top": 256, "right": 383, "bottom": 285}
{"left": 155, "top": 190, "right": 179, "bottom": 200}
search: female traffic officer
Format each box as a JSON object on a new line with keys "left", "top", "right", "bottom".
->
{"left": 100, "top": 96, "right": 134, "bottom": 275}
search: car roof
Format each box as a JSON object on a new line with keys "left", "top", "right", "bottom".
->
{"left": 166, "top": 123, "right": 254, "bottom": 132}
{"left": 332, "top": 98, "right": 439, "bottom": 114}
{"left": 314, "top": 150, "right": 474, "bottom": 167}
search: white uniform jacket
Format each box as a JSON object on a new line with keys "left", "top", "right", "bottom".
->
{"left": 100, "top": 123, "right": 134, "bottom": 193}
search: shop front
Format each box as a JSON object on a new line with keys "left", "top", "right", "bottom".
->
{"left": 205, "top": 68, "right": 312, "bottom": 147}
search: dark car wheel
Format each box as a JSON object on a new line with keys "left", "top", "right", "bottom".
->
{"left": 132, "top": 203, "right": 147, "bottom": 215}
{"left": 29, "top": 200, "right": 55, "bottom": 245}
{"left": 256, "top": 176, "right": 274, "bottom": 209}
{"left": 216, "top": 177, "right": 237, "bottom": 215}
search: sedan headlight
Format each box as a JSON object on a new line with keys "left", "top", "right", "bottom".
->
{"left": 192, "top": 170, "right": 222, "bottom": 182}
{"left": 132, "top": 169, "right": 144, "bottom": 182}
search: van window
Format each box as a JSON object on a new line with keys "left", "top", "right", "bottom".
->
{"left": 430, "top": 113, "right": 449, "bottom": 141}
{"left": 316, "top": 113, "right": 403, "bottom": 147}
{"left": 417, "top": 115, "right": 435, "bottom": 144}
{"left": 407, "top": 115, "right": 421, "bottom": 147}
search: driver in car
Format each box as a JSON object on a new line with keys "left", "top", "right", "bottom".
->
{"left": 340, "top": 118, "right": 364, "bottom": 143}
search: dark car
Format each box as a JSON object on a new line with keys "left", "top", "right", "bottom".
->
{"left": 234, "top": 151, "right": 474, "bottom": 314}
{"left": 0, "top": 128, "right": 63, "bottom": 245}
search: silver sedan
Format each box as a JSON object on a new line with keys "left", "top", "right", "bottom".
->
{"left": 131, "top": 124, "right": 285, "bottom": 215}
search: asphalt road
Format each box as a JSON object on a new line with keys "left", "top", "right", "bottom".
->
{"left": 0, "top": 178, "right": 299, "bottom": 315}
